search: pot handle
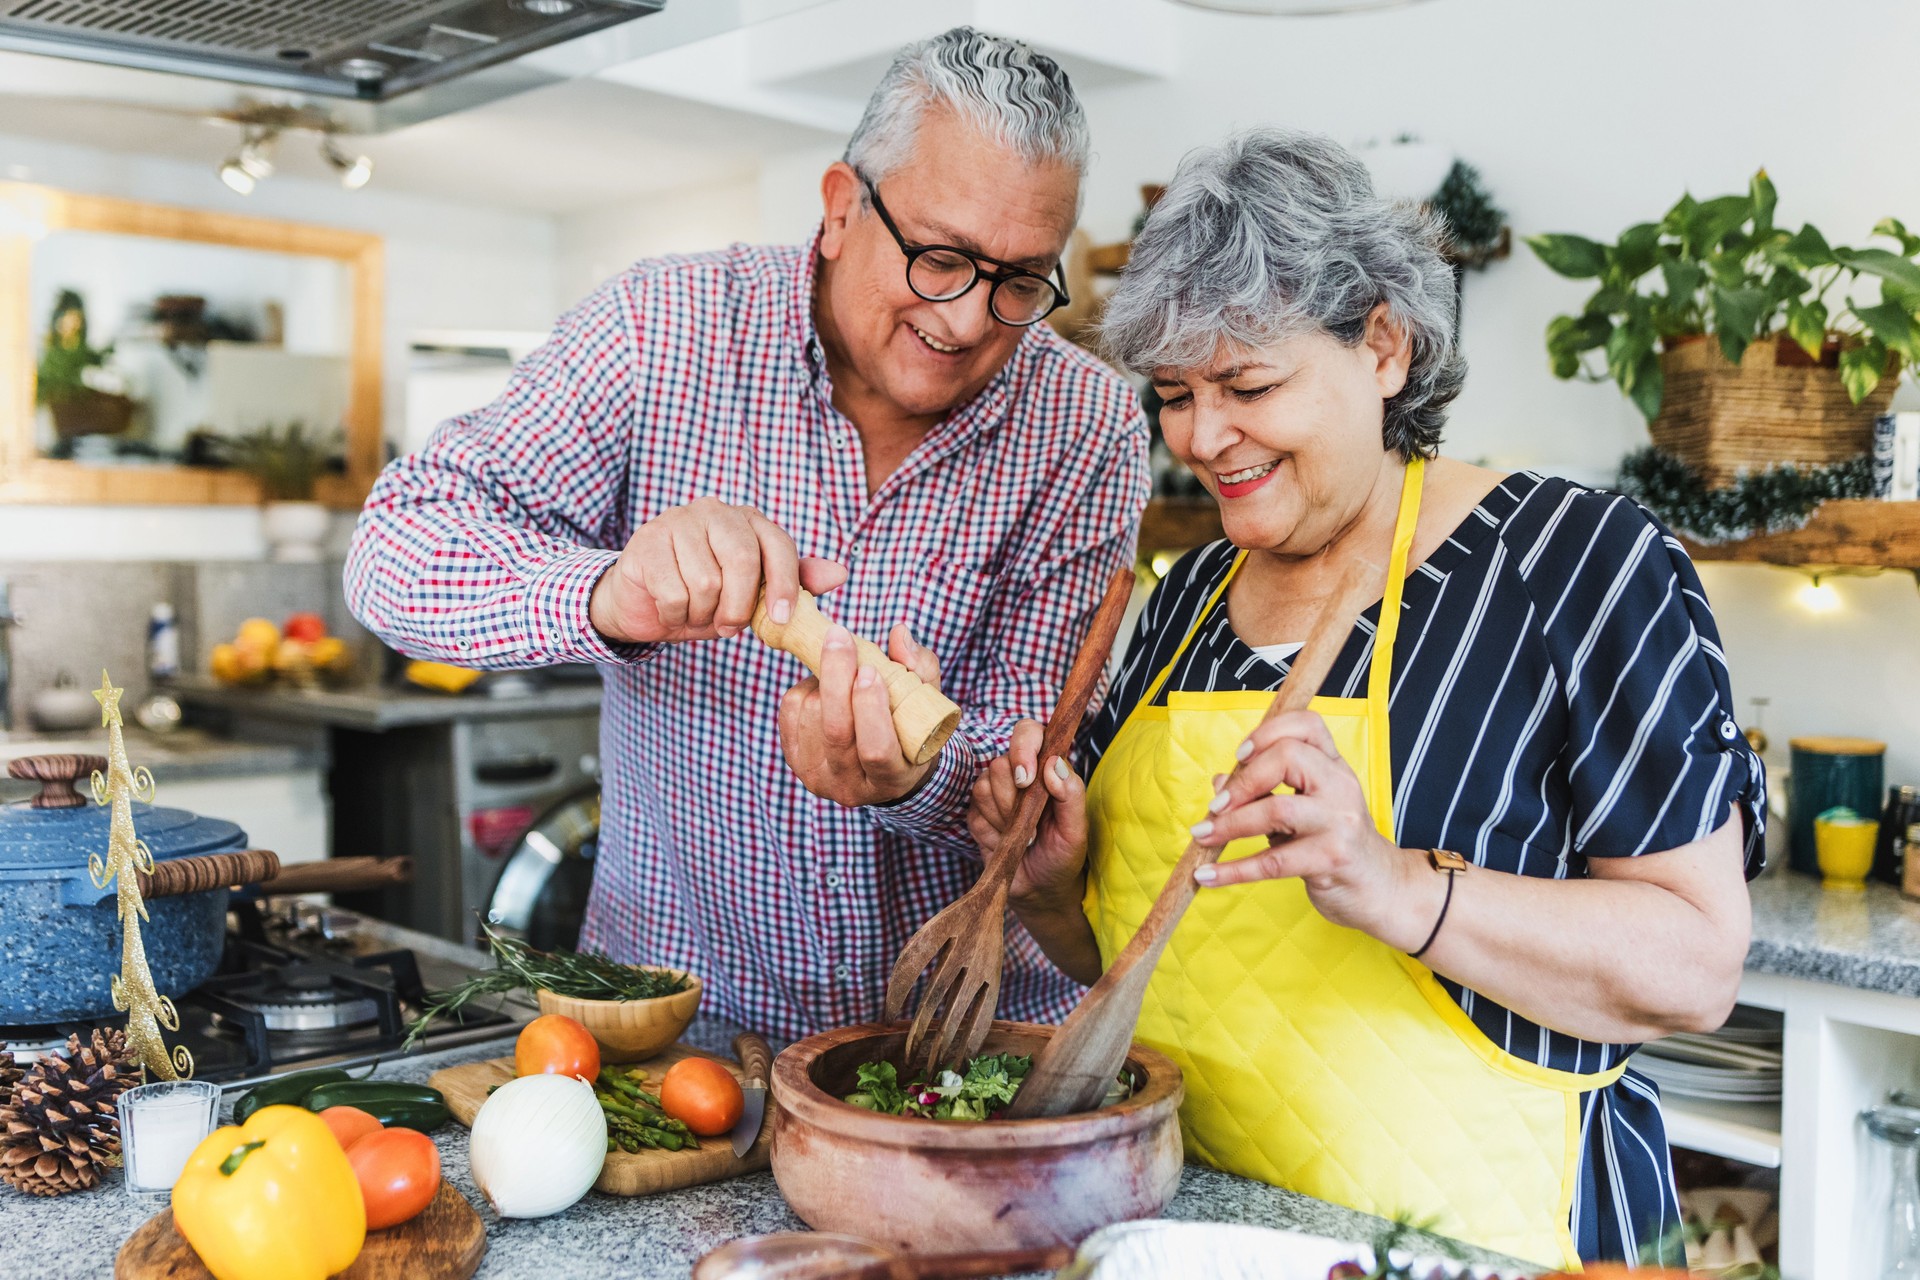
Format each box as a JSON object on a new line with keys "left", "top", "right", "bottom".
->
{"left": 139, "top": 849, "right": 282, "bottom": 900}
{"left": 7, "top": 754, "right": 108, "bottom": 810}
{"left": 252, "top": 856, "right": 414, "bottom": 896}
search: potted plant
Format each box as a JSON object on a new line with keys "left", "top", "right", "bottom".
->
{"left": 1529, "top": 170, "right": 1920, "bottom": 488}
{"left": 35, "top": 290, "right": 134, "bottom": 442}
{"left": 218, "top": 422, "right": 338, "bottom": 562}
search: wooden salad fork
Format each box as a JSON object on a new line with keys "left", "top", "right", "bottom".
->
{"left": 1008, "top": 556, "right": 1383, "bottom": 1119}
{"left": 883, "top": 567, "right": 1139, "bottom": 1079}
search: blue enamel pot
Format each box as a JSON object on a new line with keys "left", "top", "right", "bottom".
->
{"left": 0, "top": 754, "right": 247, "bottom": 1025}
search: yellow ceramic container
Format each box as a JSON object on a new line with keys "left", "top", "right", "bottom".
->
{"left": 1815, "top": 814, "right": 1879, "bottom": 891}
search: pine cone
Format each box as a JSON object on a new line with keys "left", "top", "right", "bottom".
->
{"left": 0, "top": 1029, "right": 138, "bottom": 1197}
{"left": 0, "top": 1052, "right": 20, "bottom": 1104}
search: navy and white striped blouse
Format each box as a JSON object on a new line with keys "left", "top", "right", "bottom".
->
{"left": 1082, "top": 470, "right": 1766, "bottom": 1264}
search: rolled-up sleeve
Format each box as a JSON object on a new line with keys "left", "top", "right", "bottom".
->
{"left": 345, "top": 276, "right": 653, "bottom": 669}
{"left": 1530, "top": 494, "right": 1766, "bottom": 876}
{"left": 869, "top": 416, "right": 1151, "bottom": 857}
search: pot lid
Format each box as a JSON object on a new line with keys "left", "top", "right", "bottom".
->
{"left": 0, "top": 754, "right": 246, "bottom": 872}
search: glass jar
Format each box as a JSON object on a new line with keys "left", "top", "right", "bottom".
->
{"left": 1878, "top": 786, "right": 1920, "bottom": 885}
{"left": 1864, "top": 1103, "right": 1920, "bottom": 1278}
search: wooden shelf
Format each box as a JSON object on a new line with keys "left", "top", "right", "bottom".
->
{"left": 1680, "top": 499, "right": 1920, "bottom": 569}
{"left": 1139, "top": 496, "right": 1224, "bottom": 553}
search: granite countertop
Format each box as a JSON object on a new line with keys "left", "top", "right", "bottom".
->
{"left": 0, "top": 1017, "right": 1528, "bottom": 1280}
{"left": 172, "top": 675, "right": 602, "bottom": 731}
{"left": 1745, "top": 864, "right": 1920, "bottom": 997}
{"left": 0, "top": 726, "right": 323, "bottom": 792}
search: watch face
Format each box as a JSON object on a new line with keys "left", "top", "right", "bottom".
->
{"left": 1430, "top": 848, "right": 1469, "bottom": 872}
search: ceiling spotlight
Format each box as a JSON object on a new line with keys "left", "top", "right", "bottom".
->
{"left": 322, "top": 135, "right": 374, "bottom": 190}
{"left": 217, "top": 126, "right": 278, "bottom": 195}
{"left": 515, "top": 0, "right": 577, "bottom": 13}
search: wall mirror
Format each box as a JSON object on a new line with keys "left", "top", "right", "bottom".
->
{"left": 0, "top": 184, "right": 383, "bottom": 507}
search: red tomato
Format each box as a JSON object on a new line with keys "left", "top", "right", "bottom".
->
{"left": 514, "top": 1013, "right": 600, "bottom": 1081}
{"left": 283, "top": 611, "right": 328, "bottom": 643}
{"left": 317, "top": 1104, "right": 382, "bottom": 1152}
{"left": 659, "top": 1057, "right": 743, "bottom": 1137}
{"left": 347, "top": 1126, "right": 440, "bottom": 1230}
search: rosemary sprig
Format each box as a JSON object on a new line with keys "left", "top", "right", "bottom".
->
{"left": 404, "top": 922, "right": 692, "bottom": 1050}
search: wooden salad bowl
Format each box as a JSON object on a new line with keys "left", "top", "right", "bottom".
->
{"left": 537, "top": 973, "right": 702, "bottom": 1063}
{"left": 770, "top": 1020, "right": 1184, "bottom": 1253}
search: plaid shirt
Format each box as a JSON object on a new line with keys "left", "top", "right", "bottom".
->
{"left": 346, "top": 237, "right": 1149, "bottom": 1041}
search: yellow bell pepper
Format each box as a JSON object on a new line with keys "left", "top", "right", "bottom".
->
{"left": 172, "top": 1105, "right": 366, "bottom": 1280}
{"left": 405, "top": 659, "right": 483, "bottom": 694}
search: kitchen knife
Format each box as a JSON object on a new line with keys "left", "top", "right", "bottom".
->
{"left": 730, "top": 1032, "right": 773, "bottom": 1159}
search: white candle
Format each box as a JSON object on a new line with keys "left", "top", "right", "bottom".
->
{"left": 121, "top": 1080, "right": 219, "bottom": 1197}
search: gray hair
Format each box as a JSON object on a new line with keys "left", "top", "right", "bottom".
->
{"left": 844, "top": 26, "right": 1090, "bottom": 193}
{"left": 1100, "top": 128, "right": 1464, "bottom": 460}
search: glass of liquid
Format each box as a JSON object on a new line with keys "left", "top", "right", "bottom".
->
{"left": 120, "top": 1079, "right": 219, "bottom": 1201}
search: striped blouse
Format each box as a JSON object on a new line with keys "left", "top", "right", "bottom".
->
{"left": 1081, "top": 470, "right": 1766, "bottom": 1264}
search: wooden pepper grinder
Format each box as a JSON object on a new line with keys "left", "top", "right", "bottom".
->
{"left": 750, "top": 590, "right": 961, "bottom": 765}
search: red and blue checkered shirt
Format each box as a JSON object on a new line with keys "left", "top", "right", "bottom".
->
{"left": 346, "top": 236, "right": 1149, "bottom": 1041}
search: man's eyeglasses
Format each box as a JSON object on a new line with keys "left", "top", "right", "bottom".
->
{"left": 862, "top": 178, "right": 1069, "bottom": 328}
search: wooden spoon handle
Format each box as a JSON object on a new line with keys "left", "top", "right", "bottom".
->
{"left": 751, "top": 588, "right": 962, "bottom": 766}
{"left": 981, "top": 566, "right": 1137, "bottom": 891}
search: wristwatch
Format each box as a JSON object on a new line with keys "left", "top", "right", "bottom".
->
{"left": 1409, "top": 848, "right": 1467, "bottom": 959}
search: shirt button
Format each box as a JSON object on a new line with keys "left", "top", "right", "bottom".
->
{"left": 1720, "top": 720, "right": 1738, "bottom": 740}
{"left": 833, "top": 964, "right": 852, "bottom": 981}
{"left": 826, "top": 872, "right": 843, "bottom": 888}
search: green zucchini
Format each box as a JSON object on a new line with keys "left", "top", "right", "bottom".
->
{"left": 302, "top": 1080, "right": 450, "bottom": 1132}
{"left": 232, "top": 1067, "right": 353, "bottom": 1124}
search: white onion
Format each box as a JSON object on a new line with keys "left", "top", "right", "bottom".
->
{"left": 469, "top": 1072, "right": 607, "bottom": 1218}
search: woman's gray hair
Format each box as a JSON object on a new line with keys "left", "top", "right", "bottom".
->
{"left": 845, "top": 26, "right": 1090, "bottom": 193}
{"left": 1100, "top": 128, "right": 1464, "bottom": 460}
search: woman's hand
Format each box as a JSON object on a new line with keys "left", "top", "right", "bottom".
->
{"left": 1188, "top": 709, "right": 1435, "bottom": 948}
{"left": 969, "top": 719, "right": 1090, "bottom": 909}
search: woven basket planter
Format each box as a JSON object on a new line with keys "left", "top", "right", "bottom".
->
{"left": 1650, "top": 335, "right": 1895, "bottom": 488}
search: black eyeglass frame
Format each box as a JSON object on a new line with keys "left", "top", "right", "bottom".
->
{"left": 860, "top": 177, "right": 1071, "bottom": 327}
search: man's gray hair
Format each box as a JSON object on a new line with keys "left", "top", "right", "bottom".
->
{"left": 844, "top": 26, "right": 1090, "bottom": 191}
{"left": 1100, "top": 128, "right": 1464, "bottom": 460}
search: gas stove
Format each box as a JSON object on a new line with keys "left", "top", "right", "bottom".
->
{"left": 0, "top": 903, "right": 534, "bottom": 1089}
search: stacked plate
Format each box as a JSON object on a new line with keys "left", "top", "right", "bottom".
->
{"left": 1634, "top": 1005, "right": 1783, "bottom": 1103}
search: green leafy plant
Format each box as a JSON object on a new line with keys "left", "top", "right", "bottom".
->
{"left": 216, "top": 421, "right": 338, "bottom": 502}
{"left": 1617, "top": 446, "right": 1873, "bottom": 542}
{"left": 34, "top": 289, "right": 113, "bottom": 407}
{"left": 1431, "top": 160, "right": 1505, "bottom": 259}
{"left": 1529, "top": 170, "right": 1920, "bottom": 419}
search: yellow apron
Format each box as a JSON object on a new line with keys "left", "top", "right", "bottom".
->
{"left": 1083, "top": 458, "right": 1619, "bottom": 1269}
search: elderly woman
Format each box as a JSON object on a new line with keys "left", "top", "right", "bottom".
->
{"left": 971, "top": 129, "right": 1762, "bottom": 1269}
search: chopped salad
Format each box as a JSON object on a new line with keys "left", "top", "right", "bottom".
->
{"left": 843, "top": 1052, "right": 1131, "bottom": 1121}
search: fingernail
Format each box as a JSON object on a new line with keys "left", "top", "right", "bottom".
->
{"left": 1194, "top": 865, "right": 1217, "bottom": 884}
{"left": 771, "top": 598, "right": 792, "bottom": 625}
{"left": 901, "top": 628, "right": 918, "bottom": 657}
{"left": 1014, "top": 765, "right": 1033, "bottom": 787}
{"left": 1052, "top": 758, "right": 1070, "bottom": 781}
{"left": 1208, "top": 790, "right": 1231, "bottom": 814}
{"left": 1190, "top": 820, "right": 1213, "bottom": 838}
{"left": 1235, "top": 739, "right": 1253, "bottom": 762}
{"left": 856, "top": 666, "right": 876, "bottom": 689}
{"left": 719, "top": 625, "right": 740, "bottom": 639}
{"left": 826, "top": 626, "right": 851, "bottom": 649}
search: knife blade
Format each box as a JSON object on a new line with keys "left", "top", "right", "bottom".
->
{"left": 730, "top": 1032, "right": 773, "bottom": 1158}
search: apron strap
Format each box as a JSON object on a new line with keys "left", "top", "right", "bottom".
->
{"left": 1138, "top": 552, "right": 1246, "bottom": 709}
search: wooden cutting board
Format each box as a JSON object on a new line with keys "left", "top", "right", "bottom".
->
{"left": 429, "top": 1041, "right": 770, "bottom": 1196}
{"left": 115, "top": 1179, "right": 485, "bottom": 1279}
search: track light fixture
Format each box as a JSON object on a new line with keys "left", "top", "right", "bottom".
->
{"left": 211, "top": 104, "right": 374, "bottom": 194}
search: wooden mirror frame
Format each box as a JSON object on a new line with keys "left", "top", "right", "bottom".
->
{"left": 0, "top": 183, "right": 383, "bottom": 508}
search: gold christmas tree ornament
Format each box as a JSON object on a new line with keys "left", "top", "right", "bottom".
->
{"left": 87, "top": 670, "right": 192, "bottom": 1081}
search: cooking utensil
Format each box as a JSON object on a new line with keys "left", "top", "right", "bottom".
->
{"left": 730, "top": 1032, "right": 772, "bottom": 1158}
{"left": 430, "top": 1040, "right": 773, "bottom": 1196}
{"left": 768, "top": 1020, "right": 1183, "bottom": 1253}
{"left": 751, "top": 588, "right": 962, "bottom": 766}
{"left": 1009, "top": 557, "right": 1382, "bottom": 1119}
{"left": 693, "top": 1233, "right": 1073, "bottom": 1280}
{"left": 116, "top": 1179, "right": 486, "bottom": 1280}
{"left": 884, "top": 567, "right": 1136, "bottom": 1077}
{"left": 1, "top": 753, "right": 248, "bottom": 1024}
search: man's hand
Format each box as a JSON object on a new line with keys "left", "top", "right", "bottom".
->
{"left": 589, "top": 497, "right": 847, "bottom": 645}
{"left": 779, "top": 623, "right": 943, "bottom": 807}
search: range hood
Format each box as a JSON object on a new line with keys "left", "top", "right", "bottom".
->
{"left": 0, "top": 0, "right": 669, "bottom": 128}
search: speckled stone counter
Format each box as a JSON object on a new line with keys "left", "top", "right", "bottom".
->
{"left": 0, "top": 1021, "right": 1528, "bottom": 1280}
{"left": 1746, "top": 866, "right": 1920, "bottom": 997}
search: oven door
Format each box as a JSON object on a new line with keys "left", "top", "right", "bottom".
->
{"left": 484, "top": 784, "right": 600, "bottom": 952}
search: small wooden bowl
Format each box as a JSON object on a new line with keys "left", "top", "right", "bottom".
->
{"left": 535, "top": 974, "right": 702, "bottom": 1063}
{"left": 770, "top": 1020, "right": 1184, "bottom": 1253}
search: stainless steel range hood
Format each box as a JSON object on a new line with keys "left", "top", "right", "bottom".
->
{"left": 0, "top": 0, "right": 668, "bottom": 129}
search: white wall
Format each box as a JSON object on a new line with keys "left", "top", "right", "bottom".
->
{"left": 555, "top": 175, "right": 761, "bottom": 306}
{"left": 0, "top": 131, "right": 560, "bottom": 560}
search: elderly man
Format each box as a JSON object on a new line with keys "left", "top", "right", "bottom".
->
{"left": 346, "top": 27, "right": 1148, "bottom": 1041}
